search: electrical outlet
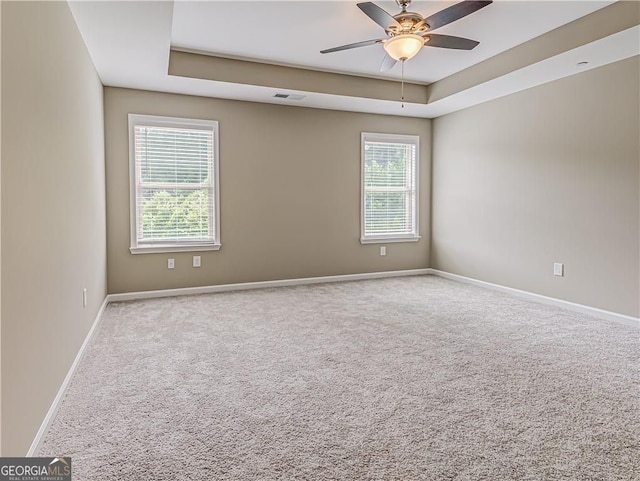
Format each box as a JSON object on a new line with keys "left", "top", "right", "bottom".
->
{"left": 82, "top": 288, "right": 87, "bottom": 308}
{"left": 168, "top": 258, "right": 175, "bottom": 269}
{"left": 553, "top": 263, "right": 564, "bottom": 277}
{"left": 380, "top": 246, "right": 386, "bottom": 256}
{"left": 193, "top": 256, "right": 201, "bottom": 268}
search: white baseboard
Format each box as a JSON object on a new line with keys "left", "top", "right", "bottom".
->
{"left": 428, "top": 269, "right": 639, "bottom": 328}
{"left": 107, "top": 268, "right": 432, "bottom": 302}
{"left": 26, "top": 297, "right": 109, "bottom": 456}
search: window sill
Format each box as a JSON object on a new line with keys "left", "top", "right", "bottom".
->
{"left": 130, "top": 244, "right": 222, "bottom": 254}
{"left": 360, "top": 236, "right": 421, "bottom": 245}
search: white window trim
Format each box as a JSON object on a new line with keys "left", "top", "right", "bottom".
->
{"left": 128, "top": 114, "right": 221, "bottom": 254}
{"left": 360, "top": 132, "right": 421, "bottom": 244}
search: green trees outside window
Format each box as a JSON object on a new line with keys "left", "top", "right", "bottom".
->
{"left": 129, "top": 114, "right": 220, "bottom": 252}
{"left": 362, "top": 135, "right": 418, "bottom": 240}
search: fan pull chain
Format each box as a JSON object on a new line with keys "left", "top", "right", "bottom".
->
{"left": 401, "top": 60, "right": 405, "bottom": 109}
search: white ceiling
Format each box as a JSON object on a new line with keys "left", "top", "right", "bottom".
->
{"left": 68, "top": 0, "right": 638, "bottom": 118}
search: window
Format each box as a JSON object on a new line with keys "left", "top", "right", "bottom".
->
{"left": 361, "top": 132, "right": 419, "bottom": 243}
{"left": 128, "top": 114, "right": 220, "bottom": 254}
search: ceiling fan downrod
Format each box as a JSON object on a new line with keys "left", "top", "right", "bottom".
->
{"left": 396, "top": 0, "right": 412, "bottom": 13}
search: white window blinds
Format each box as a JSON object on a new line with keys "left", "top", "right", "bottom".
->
{"left": 128, "top": 115, "right": 220, "bottom": 253}
{"left": 361, "top": 133, "right": 419, "bottom": 243}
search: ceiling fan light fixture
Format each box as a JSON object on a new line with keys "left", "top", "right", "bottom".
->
{"left": 383, "top": 33, "right": 424, "bottom": 61}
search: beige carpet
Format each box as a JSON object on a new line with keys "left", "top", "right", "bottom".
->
{"left": 39, "top": 276, "right": 639, "bottom": 480}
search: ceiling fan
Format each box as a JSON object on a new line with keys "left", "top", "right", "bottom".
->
{"left": 320, "top": 0, "right": 493, "bottom": 71}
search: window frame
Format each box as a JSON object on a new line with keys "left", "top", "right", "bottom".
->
{"left": 360, "top": 132, "right": 420, "bottom": 244}
{"left": 128, "top": 114, "right": 221, "bottom": 254}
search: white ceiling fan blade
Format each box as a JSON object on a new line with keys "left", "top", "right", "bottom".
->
{"left": 380, "top": 53, "right": 397, "bottom": 72}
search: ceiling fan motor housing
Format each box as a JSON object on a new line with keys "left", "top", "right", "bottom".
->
{"left": 387, "top": 12, "right": 427, "bottom": 36}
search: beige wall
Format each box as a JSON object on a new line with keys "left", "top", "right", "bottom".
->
{"left": 1, "top": 1, "right": 107, "bottom": 455}
{"left": 432, "top": 57, "right": 640, "bottom": 317}
{"left": 105, "top": 88, "right": 431, "bottom": 294}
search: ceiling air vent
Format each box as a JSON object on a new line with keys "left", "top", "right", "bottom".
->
{"left": 273, "top": 93, "right": 306, "bottom": 100}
